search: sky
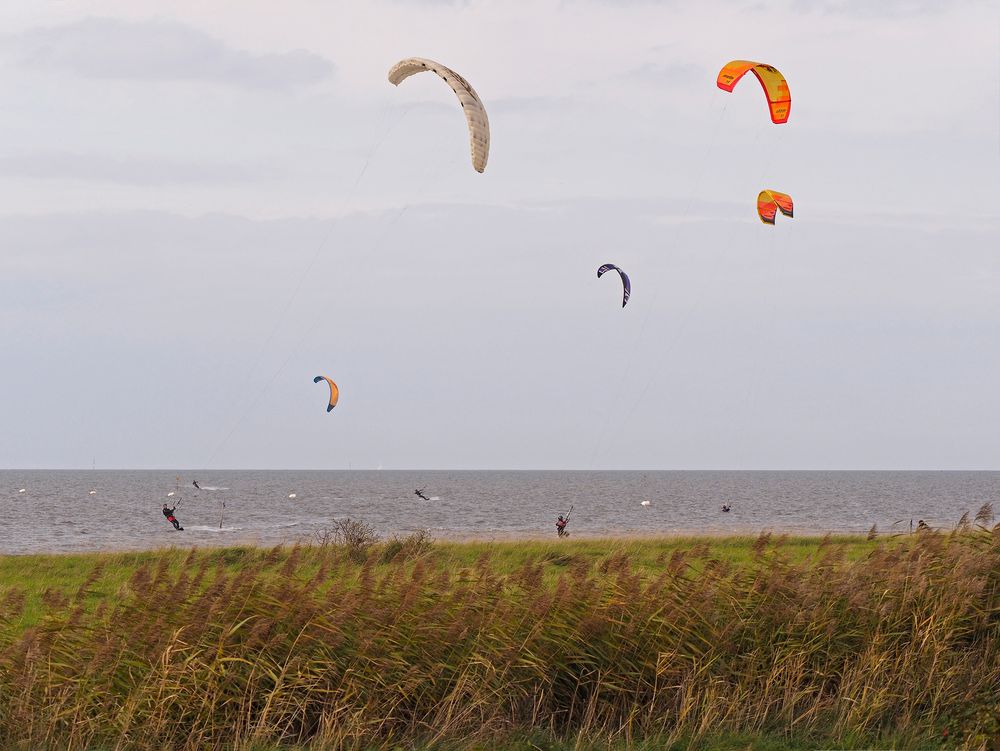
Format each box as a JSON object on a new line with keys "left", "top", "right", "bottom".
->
{"left": 0, "top": 0, "right": 998, "bottom": 470}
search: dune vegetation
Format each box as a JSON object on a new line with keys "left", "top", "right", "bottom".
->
{"left": 1, "top": 516, "right": 998, "bottom": 750}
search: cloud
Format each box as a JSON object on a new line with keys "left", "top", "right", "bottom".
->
{"left": 791, "top": 0, "right": 984, "bottom": 15}
{"left": 574, "top": 0, "right": 978, "bottom": 14}
{"left": 617, "top": 61, "right": 705, "bottom": 86}
{"left": 0, "top": 152, "right": 282, "bottom": 186}
{"left": 0, "top": 17, "right": 334, "bottom": 89}
{"left": 383, "top": 0, "right": 474, "bottom": 4}
{"left": 488, "top": 95, "right": 578, "bottom": 114}
{"left": 2, "top": 202, "right": 997, "bottom": 471}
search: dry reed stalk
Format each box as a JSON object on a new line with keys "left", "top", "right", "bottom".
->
{"left": 0, "top": 528, "right": 998, "bottom": 750}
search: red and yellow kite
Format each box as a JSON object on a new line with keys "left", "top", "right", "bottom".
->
{"left": 757, "top": 190, "right": 794, "bottom": 225}
{"left": 717, "top": 61, "right": 791, "bottom": 124}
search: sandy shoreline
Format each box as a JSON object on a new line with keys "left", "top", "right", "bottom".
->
{"left": 1, "top": 526, "right": 883, "bottom": 556}
{"left": 434, "top": 526, "right": 879, "bottom": 542}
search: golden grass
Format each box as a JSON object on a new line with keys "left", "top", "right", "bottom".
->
{"left": 1, "top": 528, "right": 998, "bottom": 750}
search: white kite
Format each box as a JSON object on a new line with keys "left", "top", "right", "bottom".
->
{"left": 388, "top": 57, "right": 490, "bottom": 173}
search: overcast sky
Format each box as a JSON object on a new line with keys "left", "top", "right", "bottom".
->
{"left": 1, "top": 0, "right": 998, "bottom": 470}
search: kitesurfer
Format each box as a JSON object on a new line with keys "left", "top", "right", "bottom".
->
{"left": 415, "top": 488, "right": 429, "bottom": 501}
{"left": 721, "top": 504, "right": 731, "bottom": 513}
{"left": 162, "top": 504, "right": 184, "bottom": 531}
{"left": 193, "top": 480, "right": 201, "bottom": 490}
{"left": 556, "top": 515, "right": 569, "bottom": 537}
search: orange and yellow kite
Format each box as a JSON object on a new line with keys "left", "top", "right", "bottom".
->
{"left": 757, "top": 190, "right": 794, "bottom": 225}
{"left": 717, "top": 61, "right": 791, "bottom": 124}
{"left": 313, "top": 376, "right": 340, "bottom": 413}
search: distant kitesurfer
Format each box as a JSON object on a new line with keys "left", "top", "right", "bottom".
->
{"left": 414, "top": 488, "right": 429, "bottom": 501}
{"left": 556, "top": 515, "right": 569, "bottom": 537}
{"left": 162, "top": 504, "right": 184, "bottom": 531}
{"left": 193, "top": 480, "right": 201, "bottom": 490}
{"left": 721, "top": 503, "right": 731, "bottom": 513}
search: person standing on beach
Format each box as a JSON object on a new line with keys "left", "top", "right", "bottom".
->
{"left": 162, "top": 504, "right": 184, "bottom": 531}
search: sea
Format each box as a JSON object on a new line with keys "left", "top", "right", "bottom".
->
{"left": 1, "top": 470, "right": 998, "bottom": 555}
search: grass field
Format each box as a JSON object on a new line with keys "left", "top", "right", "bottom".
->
{"left": 1, "top": 523, "right": 998, "bottom": 750}
{"left": 0, "top": 532, "right": 880, "bottom": 630}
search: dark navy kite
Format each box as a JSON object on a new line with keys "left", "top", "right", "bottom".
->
{"left": 597, "top": 264, "right": 631, "bottom": 308}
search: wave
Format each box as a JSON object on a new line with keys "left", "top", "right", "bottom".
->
{"left": 185, "top": 521, "right": 300, "bottom": 533}
{"left": 187, "top": 525, "right": 244, "bottom": 533}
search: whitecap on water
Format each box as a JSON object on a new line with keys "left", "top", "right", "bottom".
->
{"left": 288, "top": 493, "right": 297, "bottom": 499}
{"left": 187, "top": 525, "right": 244, "bottom": 533}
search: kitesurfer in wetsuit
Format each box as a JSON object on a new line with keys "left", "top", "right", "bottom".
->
{"left": 556, "top": 515, "right": 569, "bottom": 537}
{"left": 193, "top": 480, "right": 201, "bottom": 490}
{"left": 162, "top": 504, "right": 183, "bottom": 531}
{"left": 414, "top": 489, "right": 429, "bottom": 501}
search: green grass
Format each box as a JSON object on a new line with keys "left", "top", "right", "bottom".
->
{"left": 1, "top": 529, "right": 997, "bottom": 750}
{"left": 0, "top": 534, "right": 880, "bottom": 630}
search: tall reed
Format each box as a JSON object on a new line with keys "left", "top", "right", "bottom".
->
{"left": 1, "top": 526, "right": 998, "bottom": 750}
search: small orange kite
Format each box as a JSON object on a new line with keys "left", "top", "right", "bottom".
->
{"left": 313, "top": 376, "right": 340, "bottom": 412}
{"left": 757, "top": 190, "right": 794, "bottom": 225}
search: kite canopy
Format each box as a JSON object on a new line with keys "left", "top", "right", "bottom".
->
{"left": 717, "top": 60, "right": 791, "bottom": 124}
{"left": 388, "top": 57, "right": 490, "bottom": 173}
{"left": 757, "top": 189, "right": 794, "bottom": 225}
{"left": 313, "top": 376, "right": 340, "bottom": 413}
{"left": 597, "top": 264, "right": 631, "bottom": 308}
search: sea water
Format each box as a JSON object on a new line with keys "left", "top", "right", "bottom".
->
{"left": 1, "top": 470, "right": 997, "bottom": 554}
